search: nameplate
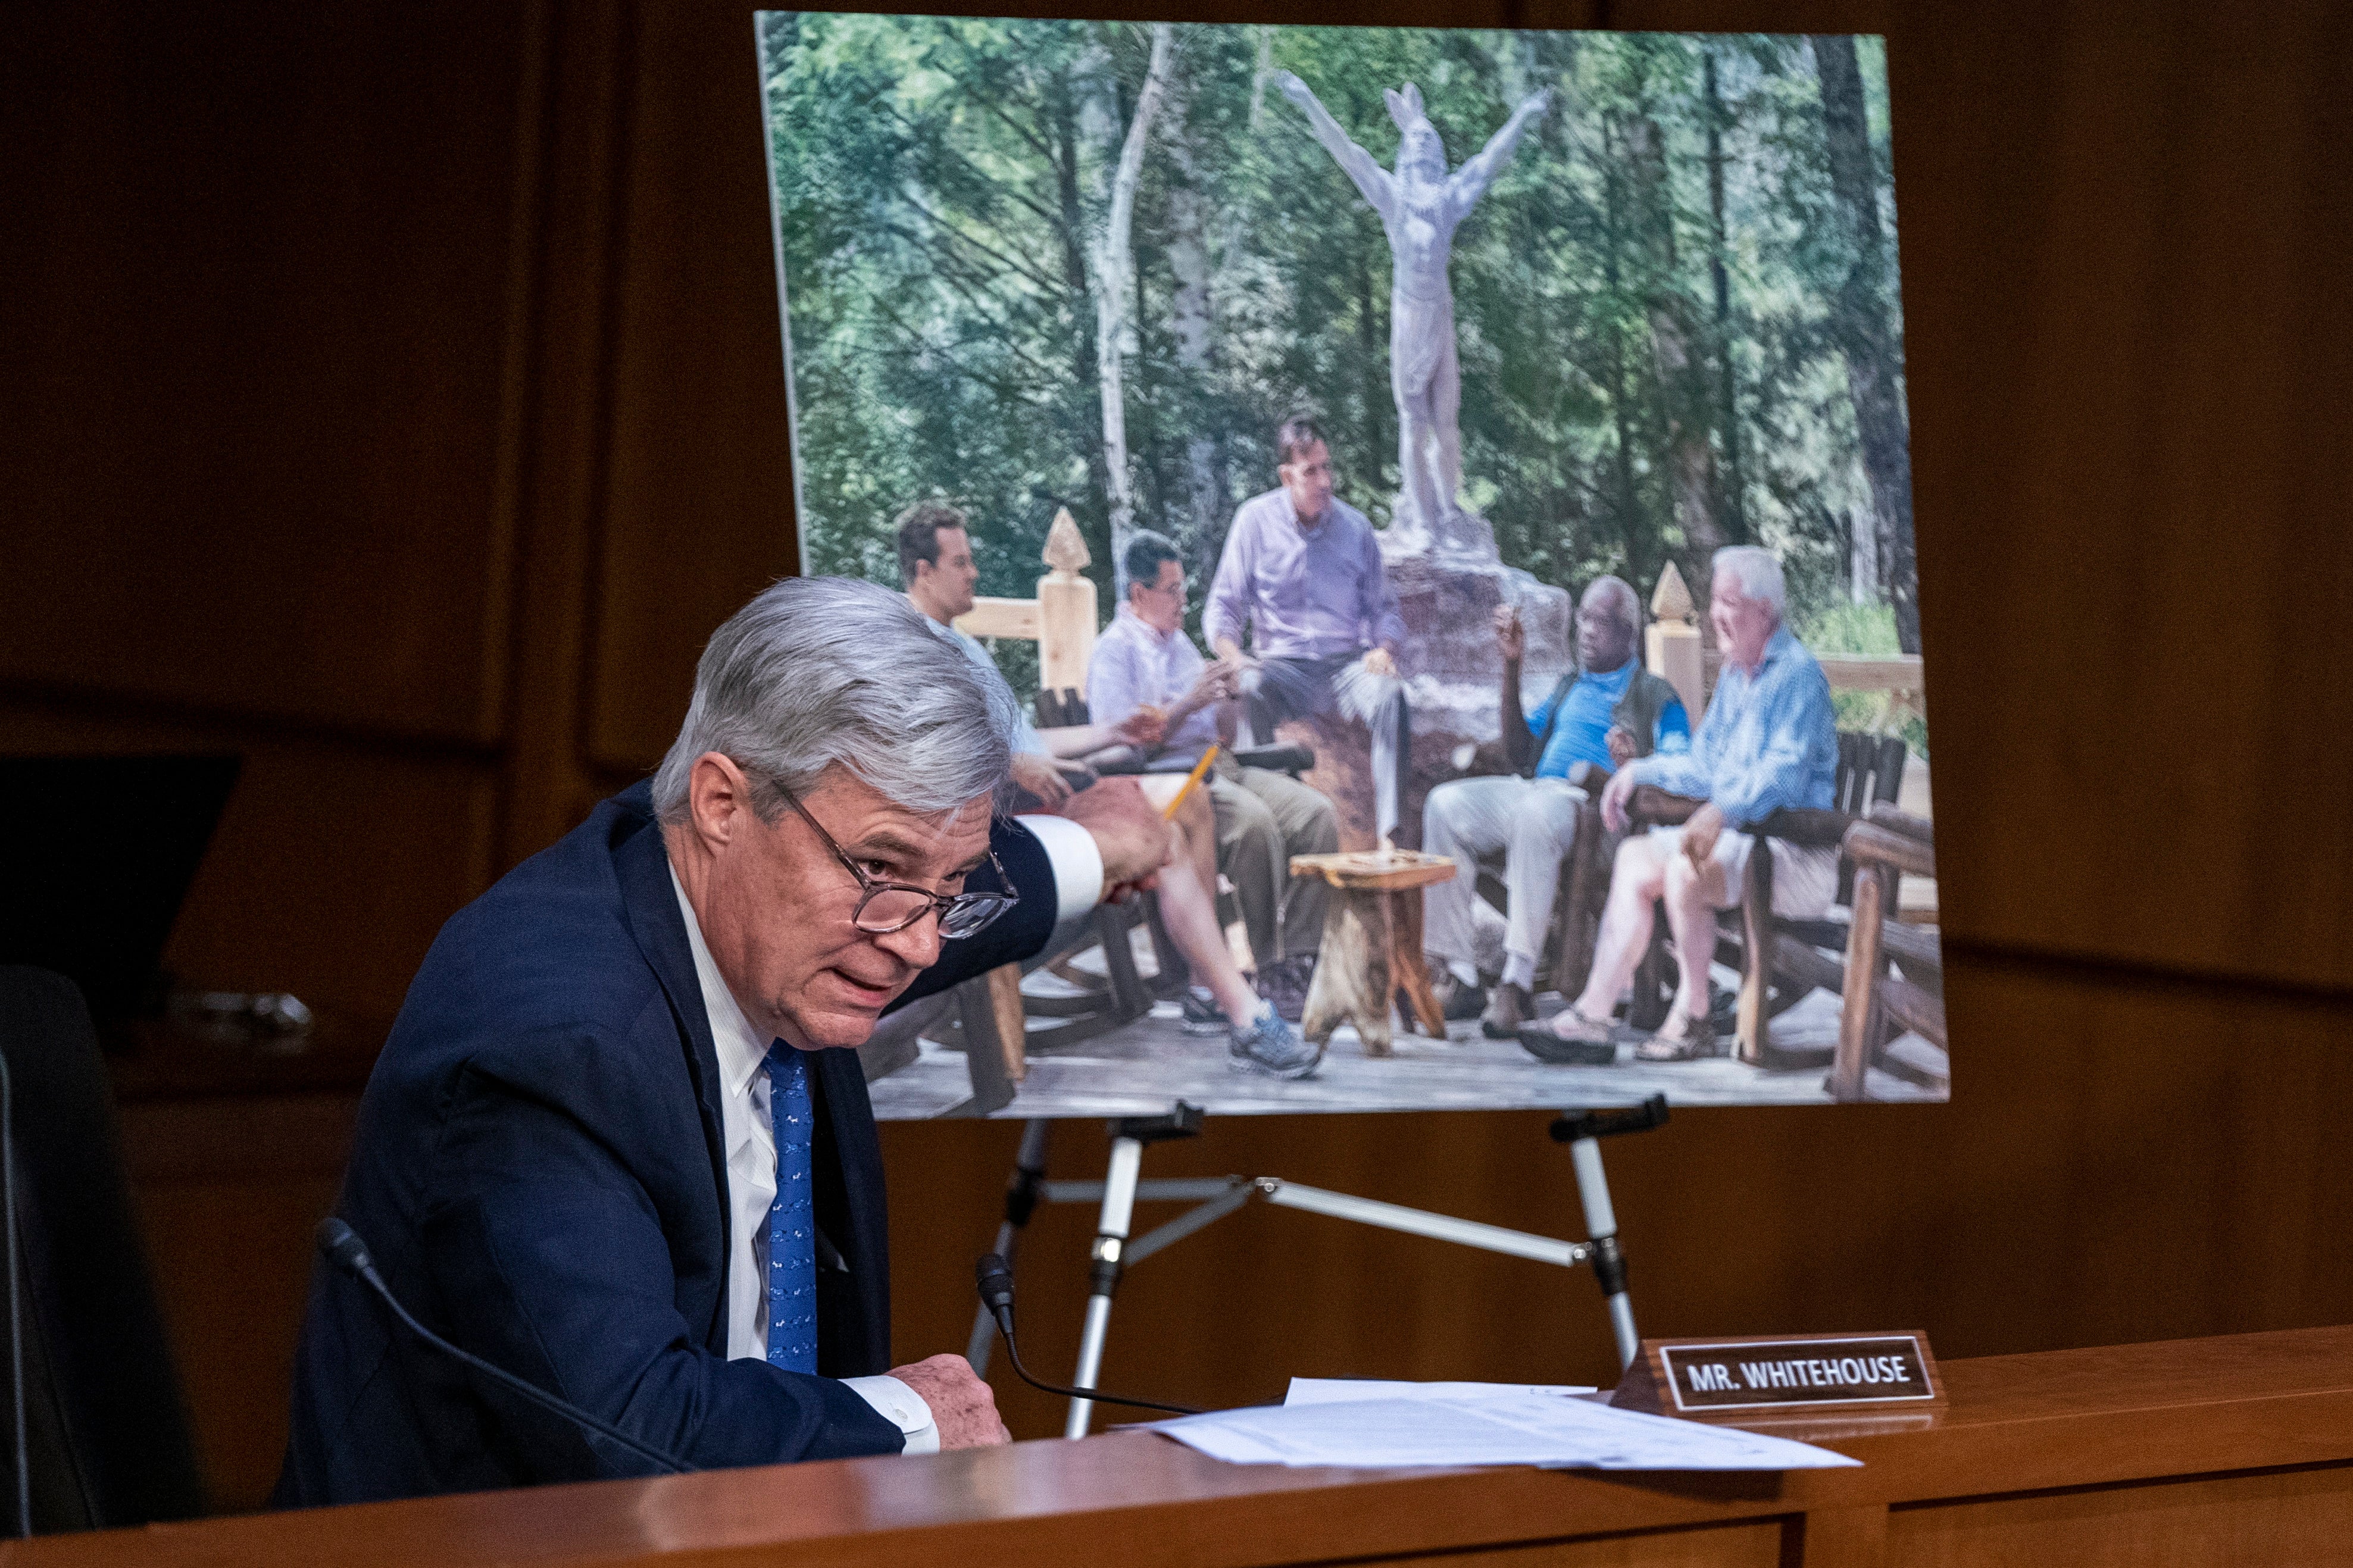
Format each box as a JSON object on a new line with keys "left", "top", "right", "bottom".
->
{"left": 1610, "top": 1332, "right": 1941, "bottom": 1419}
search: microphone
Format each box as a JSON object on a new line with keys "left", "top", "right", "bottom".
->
{"left": 973, "top": 1253, "right": 1200, "bottom": 1418}
{"left": 315, "top": 1219, "right": 695, "bottom": 1475}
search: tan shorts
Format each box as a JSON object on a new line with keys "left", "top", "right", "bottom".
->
{"left": 1647, "top": 825, "right": 1840, "bottom": 921}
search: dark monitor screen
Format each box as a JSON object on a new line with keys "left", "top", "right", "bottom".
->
{"left": 0, "top": 755, "right": 242, "bottom": 1018}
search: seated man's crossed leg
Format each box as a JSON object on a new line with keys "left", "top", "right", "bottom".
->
{"left": 1135, "top": 773, "right": 1320, "bottom": 1078}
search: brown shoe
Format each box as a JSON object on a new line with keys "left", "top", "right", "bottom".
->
{"left": 1633, "top": 1011, "right": 1720, "bottom": 1062}
{"left": 1479, "top": 982, "right": 1530, "bottom": 1039}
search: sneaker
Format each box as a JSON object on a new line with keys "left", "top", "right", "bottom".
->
{"left": 1228, "top": 1003, "right": 1320, "bottom": 1079}
{"left": 1257, "top": 954, "right": 1317, "bottom": 1024}
{"left": 1179, "top": 987, "right": 1227, "bottom": 1036}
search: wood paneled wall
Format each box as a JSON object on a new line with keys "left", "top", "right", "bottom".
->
{"left": 5, "top": 0, "right": 2349, "bottom": 1514}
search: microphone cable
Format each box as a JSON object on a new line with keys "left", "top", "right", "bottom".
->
{"left": 317, "top": 1219, "right": 695, "bottom": 1476}
{"left": 975, "top": 1254, "right": 1200, "bottom": 1418}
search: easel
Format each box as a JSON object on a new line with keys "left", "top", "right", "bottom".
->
{"left": 967, "top": 1095, "right": 1670, "bottom": 1436}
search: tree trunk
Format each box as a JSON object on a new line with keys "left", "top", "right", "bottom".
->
{"left": 1704, "top": 49, "right": 1748, "bottom": 544}
{"left": 1623, "top": 113, "right": 1727, "bottom": 583}
{"left": 1082, "top": 24, "right": 1175, "bottom": 596}
{"left": 1163, "top": 60, "right": 1221, "bottom": 567}
{"left": 1051, "top": 77, "right": 1111, "bottom": 571}
{"left": 1598, "top": 124, "right": 1649, "bottom": 590}
{"left": 1810, "top": 35, "right": 1918, "bottom": 655}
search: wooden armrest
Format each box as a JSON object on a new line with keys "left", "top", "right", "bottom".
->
{"left": 1846, "top": 819, "right": 1936, "bottom": 878}
{"left": 1234, "top": 742, "right": 1315, "bottom": 775}
{"left": 1626, "top": 787, "right": 1705, "bottom": 827}
{"left": 1867, "top": 801, "right": 1934, "bottom": 843}
{"left": 1076, "top": 746, "right": 1147, "bottom": 777}
{"left": 1751, "top": 807, "right": 1854, "bottom": 848}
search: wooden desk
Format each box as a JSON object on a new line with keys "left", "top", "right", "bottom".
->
{"left": 8, "top": 1326, "right": 2348, "bottom": 1567}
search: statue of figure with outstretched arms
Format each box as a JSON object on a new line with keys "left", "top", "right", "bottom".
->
{"left": 1274, "top": 73, "right": 1550, "bottom": 556}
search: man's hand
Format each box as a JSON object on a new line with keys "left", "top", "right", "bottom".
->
{"left": 888, "top": 1353, "right": 1010, "bottom": 1451}
{"left": 1058, "top": 775, "right": 1176, "bottom": 894}
{"left": 1605, "top": 724, "right": 1638, "bottom": 769}
{"left": 1185, "top": 661, "right": 1236, "bottom": 709}
{"left": 1112, "top": 709, "right": 1165, "bottom": 748}
{"left": 1492, "top": 605, "right": 1524, "bottom": 664}
{"left": 1213, "top": 637, "right": 1259, "bottom": 673}
{"left": 1009, "top": 753, "right": 1071, "bottom": 809}
{"left": 1363, "top": 646, "right": 1398, "bottom": 678}
{"left": 1601, "top": 766, "right": 1639, "bottom": 834}
{"left": 1681, "top": 802, "right": 1724, "bottom": 869}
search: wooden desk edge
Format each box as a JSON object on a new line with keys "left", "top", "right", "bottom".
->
{"left": 11, "top": 1326, "right": 2351, "bottom": 1567}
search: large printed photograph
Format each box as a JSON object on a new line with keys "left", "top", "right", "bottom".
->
{"left": 757, "top": 14, "right": 1944, "bottom": 1117}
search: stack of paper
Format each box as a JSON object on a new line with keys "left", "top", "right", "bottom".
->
{"left": 1143, "top": 1379, "right": 1859, "bottom": 1472}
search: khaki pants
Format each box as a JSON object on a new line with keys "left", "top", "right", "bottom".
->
{"left": 1210, "top": 768, "right": 1338, "bottom": 968}
{"left": 1421, "top": 775, "right": 1591, "bottom": 975}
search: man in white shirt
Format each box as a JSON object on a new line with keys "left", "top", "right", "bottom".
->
{"left": 1088, "top": 530, "right": 1339, "bottom": 1021}
{"left": 898, "top": 502, "right": 1318, "bottom": 1078}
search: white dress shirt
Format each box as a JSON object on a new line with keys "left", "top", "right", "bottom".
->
{"left": 668, "top": 868, "right": 939, "bottom": 1453}
{"left": 663, "top": 818, "right": 1098, "bottom": 1458}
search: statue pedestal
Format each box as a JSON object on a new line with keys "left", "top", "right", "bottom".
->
{"left": 1283, "top": 514, "right": 1571, "bottom": 858}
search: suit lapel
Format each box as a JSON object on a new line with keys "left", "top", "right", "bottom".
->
{"left": 607, "top": 788, "right": 735, "bottom": 1350}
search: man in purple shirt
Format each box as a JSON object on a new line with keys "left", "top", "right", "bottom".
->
{"left": 1090, "top": 530, "right": 1339, "bottom": 1021}
{"left": 1205, "top": 417, "right": 1411, "bottom": 841}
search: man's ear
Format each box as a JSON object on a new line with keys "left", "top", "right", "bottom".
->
{"left": 686, "top": 751, "right": 752, "bottom": 851}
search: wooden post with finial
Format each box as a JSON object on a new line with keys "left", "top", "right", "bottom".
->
{"left": 1039, "top": 508, "right": 1097, "bottom": 699}
{"left": 1646, "top": 563, "right": 1706, "bottom": 724}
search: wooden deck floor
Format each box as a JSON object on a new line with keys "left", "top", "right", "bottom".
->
{"left": 867, "top": 965, "right": 1946, "bottom": 1121}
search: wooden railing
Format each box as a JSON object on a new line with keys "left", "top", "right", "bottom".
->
{"left": 951, "top": 508, "right": 1098, "bottom": 698}
{"left": 1645, "top": 562, "right": 1926, "bottom": 732}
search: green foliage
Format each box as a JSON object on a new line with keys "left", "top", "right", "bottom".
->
{"left": 1801, "top": 600, "right": 1928, "bottom": 757}
{"left": 758, "top": 17, "right": 1916, "bottom": 720}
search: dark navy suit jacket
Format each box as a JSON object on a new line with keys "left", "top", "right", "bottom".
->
{"left": 274, "top": 781, "right": 1055, "bottom": 1506}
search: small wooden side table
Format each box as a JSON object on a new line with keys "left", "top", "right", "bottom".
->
{"left": 1288, "top": 849, "right": 1458, "bottom": 1056}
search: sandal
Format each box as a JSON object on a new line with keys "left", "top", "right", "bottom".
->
{"left": 1633, "top": 1011, "right": 1720, "bottom": 1062}
{"left": 1516, "top": 1006, "right": 1618, "bottom": 1066}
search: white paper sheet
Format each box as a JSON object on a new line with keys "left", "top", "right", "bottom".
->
{"left": 1285, "top": 1378, "right": 1597, "bottom": 1406}
{"left": 1146, "top": 1384, "right": 1860, "bottom": 1472}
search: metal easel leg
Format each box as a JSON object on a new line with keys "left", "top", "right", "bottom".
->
{"left": 1551, "top": 1095, "right": 1670, "bottom": 1371}
{"left": 1063, "top": 1103, "right": 1202, "bottom": 1437}
{"left": 1568, "top": 1135, "right": 1639, "bottom": 1369}
{"left": 967, "top": 1119, "right": 1052, "bottom": 1374}
{"left": 1065, "top": 1134, "right": 1142, "bottom": 1438}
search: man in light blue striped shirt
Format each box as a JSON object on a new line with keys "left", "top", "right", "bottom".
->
{"left": 1518, "top": 547, "right": 1839, "bottom": 1065}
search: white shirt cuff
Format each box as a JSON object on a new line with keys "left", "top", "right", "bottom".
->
{"left": 843, "top": 1374, "right": 939, "bottom": 1456}
{"left": 1013, "top": 812, "right": 1105, "bottom": 924}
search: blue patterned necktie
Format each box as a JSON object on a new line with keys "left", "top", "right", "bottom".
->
{"left": 764, "top": 1043, "right": 818, "bottom": 1372}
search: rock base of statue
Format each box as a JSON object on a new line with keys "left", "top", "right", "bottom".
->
{"left": 1276, "top": 507, "right": 1571, "bottom": 865}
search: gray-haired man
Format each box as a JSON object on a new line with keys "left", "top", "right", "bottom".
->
{"left": 280, "top": 577, "right": 1172, "bottom": 1504}
{"left": 1421, "top": 578, "right": 1690, "bottom": 1037}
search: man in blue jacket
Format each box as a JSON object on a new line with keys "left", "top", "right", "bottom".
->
{"left": 275, "top": 577, "right": 1167, "bottom": 1504}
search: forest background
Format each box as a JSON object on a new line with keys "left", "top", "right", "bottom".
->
{"left": 758, "top": 16, "right": 1920, "bottom": 748}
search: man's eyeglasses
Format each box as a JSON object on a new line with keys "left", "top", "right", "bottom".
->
{"left": 772, "top": 781, "right": 1017, "bottom": 940}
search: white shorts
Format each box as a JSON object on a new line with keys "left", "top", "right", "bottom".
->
{"left": 1648, "top": 825, "right": 1840, "bottom": 921}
